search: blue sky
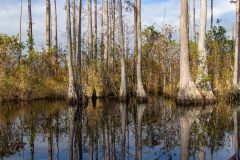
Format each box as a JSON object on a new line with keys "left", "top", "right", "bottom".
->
{"left": 0, "top": 0, "right": 236, "bottom": 50}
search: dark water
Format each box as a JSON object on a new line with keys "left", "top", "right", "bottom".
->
{"left": 0, "top": 97, "right": 238, "bottom": 160}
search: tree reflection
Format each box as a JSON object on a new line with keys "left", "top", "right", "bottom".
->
{"left": 135, "top": 103, "right": 146, "bottom": 160}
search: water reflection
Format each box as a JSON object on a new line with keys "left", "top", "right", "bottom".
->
{"left": 0, "top": 98, "right": 239, "bottom": 159}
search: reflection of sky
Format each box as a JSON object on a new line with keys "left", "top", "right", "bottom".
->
{"left": 3, "top": 122, "right": 236, "bottom": 160}
{"left": 0, "top": 0, "right": 236, "bottom": 52}
{"left": 0, "top": 99, "right": 237, "bottom": 160}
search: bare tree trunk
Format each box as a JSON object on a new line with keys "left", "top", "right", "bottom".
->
{"left": 118, "top": 0, "right": 127, "bottom": 99}
{"left": 73, "top": 0, "right": 77, "bottom": 61}
{"left": 103, "top": 0, "right": 109, "bottom": 64}
{"left": 211, "top": 0, "right": 213, "bottom": 29}
{"left": 136, "top": 0, "right": 147, "bottom": 99}
{"left": 88, "top": 0, "right": 93, "bottom": 59}
{"left": 178, "top": 0, "right": 202, "bottom": 102}
{"left": 28, "top": 0, "right": 34, "bottom": 51}
{"left": 134, "top": 0, "right": 137, "bottom": 54}
{"left": 66, "top": 0, "right": 78, "bottom": 101}
{"left": 101, "top": 0, "right": 104, "bottom": 62}
{"left": 193, "top": 0, "right": 196, "bottom": 42}
{"left": 54, "top": 0, "right": 58, "bottom": 65}
{"left": 196, "top": 0, "right": 215, "bottom": 101}
{"left": 19, "top": 0, "right": 23, "bottom": 65}
{"left": 233, "top": 0, "right": 240, "bottom": 87}
{"left": 111, "top": 0, "right": 116, "bottom": 64}
{"left": 94, "top": 0, "right": 98, "bottom": 59}
{"left": 77, "top": 0, "right": 82, "bottom": 67}
{"left": 46, "top": 0, "right": 51, "bottom": 52}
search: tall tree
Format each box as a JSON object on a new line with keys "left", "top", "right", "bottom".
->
{"left": 88, "top": 0, "right": 93, "bottom": 59}
{"left": 193, "top": 0, "right": 196, "bottom": 42}
{"left": 136, "top": 0, "right": 147, "bottom": 99}
{"left": 233, "top": 0, "right": 240, "bottom": 88}
{"left": 196, "top": 0, "right": 215, "bottom": 100}
{"left": 211, "top": 0, "right": 213, "bottom": 29}
{"left": 19, "top": 0, "right": 23, "bottom": 64}
{"left": 94, "top": 0, "right": 98, "bottom": 59}
{"left": 118, "top": 0, "right": 127, "bottom": 99}
{"left": 111, "top": 0, "right": 116, "bottom": 63}
{"left": 103, "top": 0, "right": 109, "bottom": 63}
{"left": 54, "top": 0, "right": 58, "bottom": 65}
{"left": 72, "top": 0, "right": 77, "bottom": 62}
{"left": 134, "top": 0, "right": 137, "bottom": 54}
{"left": 66, "top": 0, "right": 78, "bottom": 101}
{"left": 76, "top": 0, "right": 82, "bottom": 67}
{"left": 28, "top": 0, "right": 34, "bottom": 51}
{"left": 178, "top": 0, "right": 202, "bottom": 102}
{"left": 46, "top": 0, "right": 51, "bottom": 51}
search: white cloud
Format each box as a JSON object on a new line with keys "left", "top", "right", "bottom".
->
{"left": 0, "top": 0, "right": 236, "bottom": 51}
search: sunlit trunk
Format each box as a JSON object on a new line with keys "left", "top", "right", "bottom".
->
{"left": 118, "top": 0, "right": 127, "bottom": 99}
{"left": 178, "top": 0, "right": 202, "bottom": 102}
{"left": 66, "top": 0, "right": 77, "bottom": 101}
{"left": 196, "top": 0, "right": 215, "bottom": 101}
{"left": 136, "top": 0, "right": 147, "bottom": 99}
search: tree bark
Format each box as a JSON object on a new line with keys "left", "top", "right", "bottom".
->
{"left": 103, "top": 0, "right": 109, "bottom": 64}
{"left": 118, "top": 0, "right": 127, "bottom": 99}
{"left": 196, "top": 0, "right": 215, "bottom": 101}
{"left": 134, "top": 0, "right": 138, "bottom": 55}
{"left": 77, "top": 0, "right": 82, "bottom": 68}
{"left": 94, "top": 0, "right": 98, "bottom": 59}
{"left": 73, "top": 0, "right": 77, "bottom": 61}
{"left": 233, "top": 0, "right": 240, "bottom": 87}
{"left": 111, "top": 0, "right": 116, "bottom": 64}
{"left": 54, "top": 0, "right": 58, "bottom": 65}
{"left": 178, "top": 0, "right": 202, "bottom": 102}
{"left": 193, "top": 0, "right": 196, "bottom": 42}
{"left": 211, "top": 0, "right": 213, "bottom": 29}
{"left": 136, "top": 0, "right": 147, "bottom": 99}
{"left": 19, "top": 0, "right": 23, "bottom": 65}
{"left": 66, "top": 0, "right": 77, "bottom": 101}
{"left": 88, "top": 0, "right": 93, "bottom": 59}
{"left": 46, "top": 0, "right": 51, "bottom": 52}
{"left": 28, "top": 0, "right": 34, "bottom": 51}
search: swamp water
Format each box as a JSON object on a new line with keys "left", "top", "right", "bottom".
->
{"left": 0, "top": 97, "right": 238, "bottom": 160}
